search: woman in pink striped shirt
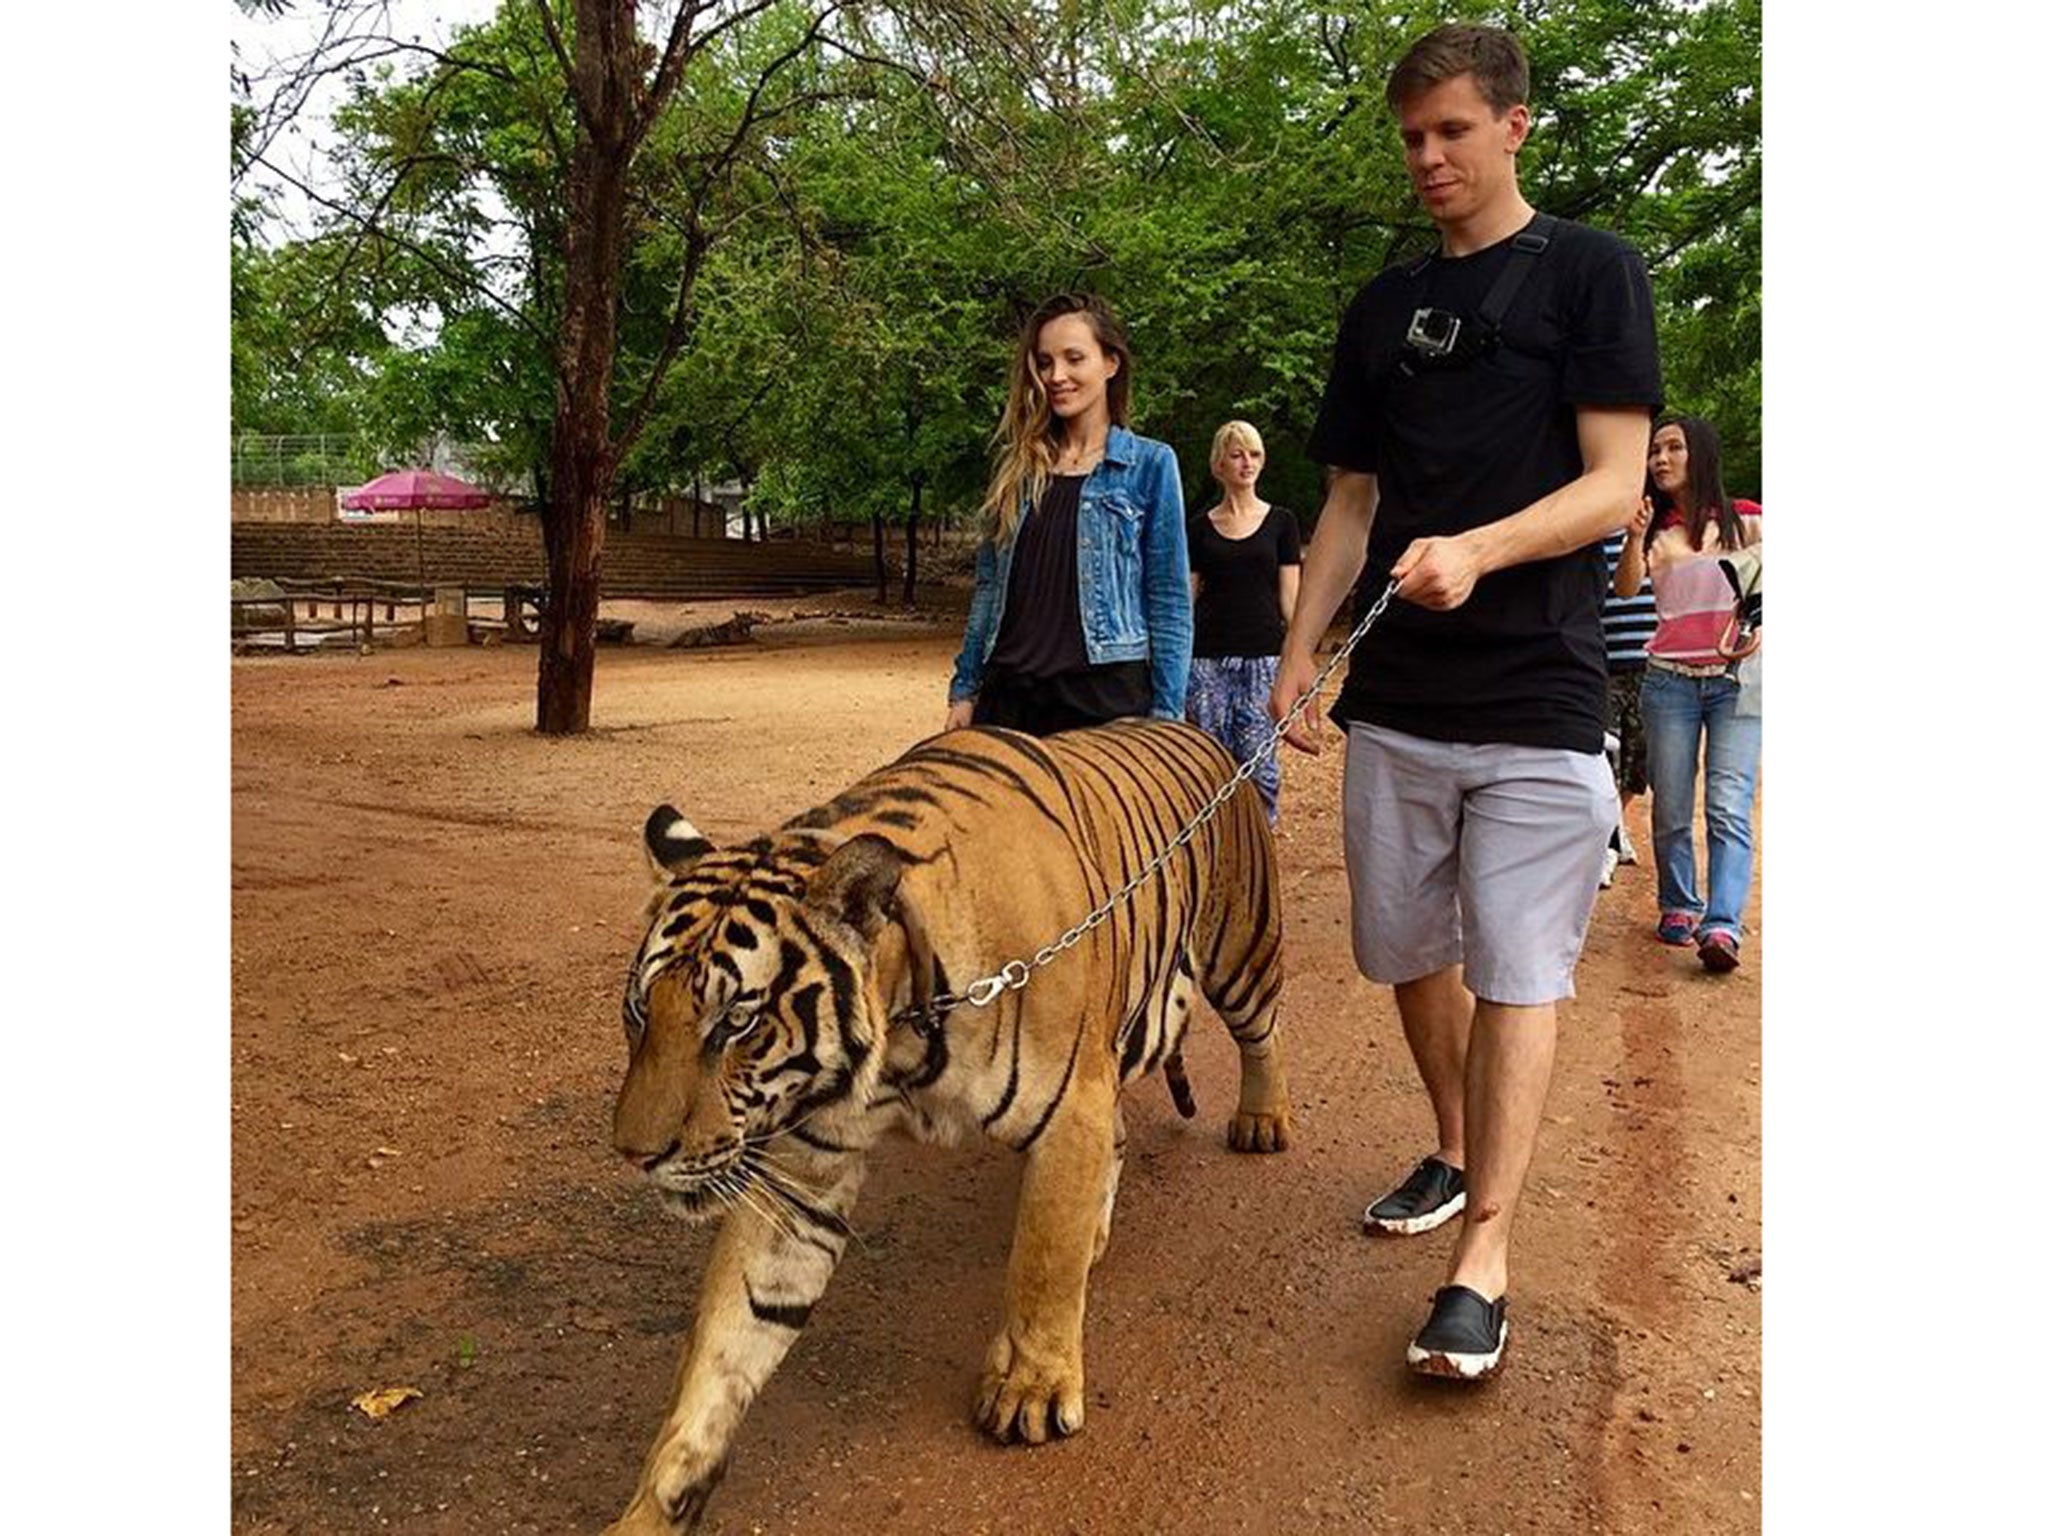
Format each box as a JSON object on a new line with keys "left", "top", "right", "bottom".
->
{"left": 1613, "top": 416, "right": 1761, "bottom": 971}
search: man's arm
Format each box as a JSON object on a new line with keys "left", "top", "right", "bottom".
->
{"left": 1269, "top": 469, "right": 1378, "bottom": 755}
{"left": 1390, "top": 406, "right": 1653, "bottom": 610}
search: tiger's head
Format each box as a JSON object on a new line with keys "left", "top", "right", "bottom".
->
{"left": 613, "top": 806, "right": 934, "bottom": 1219}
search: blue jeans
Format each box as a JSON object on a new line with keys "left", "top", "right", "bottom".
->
{"left": 1640, "top": 666, "right": 1762, "bottom": 941}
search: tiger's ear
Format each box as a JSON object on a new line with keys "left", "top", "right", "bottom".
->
{"left": 645, "top": 805, "right": 714, "bottom": 878}
{"left": 803, "top": 833, "right": 908, "bottom": 942}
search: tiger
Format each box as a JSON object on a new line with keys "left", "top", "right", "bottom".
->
{"left": 602, "top": 719, "right": 1293, "bottom": 1536}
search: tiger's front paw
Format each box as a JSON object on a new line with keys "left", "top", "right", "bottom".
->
{"left": 601, "top": 1493, "right": 682, "bottom": 1536}
{"left": 604, "top": 1455, "right": 726, "bottom": 1535}
{"left": 974, "top": 1328, "right": 1086, "bottom": 1445}
{"left": 1227, "top": 1107, "right": 1292, "bottom": 1153}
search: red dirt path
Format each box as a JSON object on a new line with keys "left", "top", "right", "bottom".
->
{"left": 230, "top": 603, "right": 1761, "bottom": 1535}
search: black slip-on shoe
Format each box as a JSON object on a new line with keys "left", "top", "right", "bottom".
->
{"left": 1406, "top": 1285, "right": 1508, "bottom": 1380}
{"left": 1362, "top": 1156, "right": 1466, "bottom": 1235}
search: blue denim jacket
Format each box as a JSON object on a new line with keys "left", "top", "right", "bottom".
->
{"left": 949, "top": 425, "right": 1193, "bottom": 719}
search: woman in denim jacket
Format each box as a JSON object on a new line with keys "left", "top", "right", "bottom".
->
{"left": 945, "top": 293, "right": 1193, "bottom": 736}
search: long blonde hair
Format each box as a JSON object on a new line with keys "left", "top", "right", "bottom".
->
{"left": 980, "top": 293, "right": 1133, "bottom": 543}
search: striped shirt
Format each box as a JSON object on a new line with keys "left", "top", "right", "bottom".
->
{"left": 1599, "top": 532, "right": 1657, "bottom": 671}
{"left": 1644, "top": 501, "right": 1761, "bottom": 667}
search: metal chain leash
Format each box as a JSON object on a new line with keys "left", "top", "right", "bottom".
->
{"left": 897, "top": 577, "right": 1402, "bottom": 1033}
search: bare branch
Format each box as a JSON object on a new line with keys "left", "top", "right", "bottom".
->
{"left": 639, "top": 0, "right": 709, "bottom": 133}
{"left": 233, "top": 0, "right": 355, "bottom": 182}
{"left": 612, "top": 4, "right": 848, "bottom": 446}
{"left": 236, "top": 7, "right": 518, "bottom": 187}
{"left": 611, "top": 226, "right": 711, "bottom": 461}
{"left": 245, "top": 147, "right": 550, "bottom": 349}
{"left": 684, "top": 0, "right": 791, "bottom": 64}
{"left": 529, "top": 0, "right": 578, "bottom": 102}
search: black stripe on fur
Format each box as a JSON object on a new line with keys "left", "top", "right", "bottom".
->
{"left": 744, "top": 1279, "right": 815, "bottom": 1331}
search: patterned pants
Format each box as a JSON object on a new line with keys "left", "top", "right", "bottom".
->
{"left": 1605, "top": 668, "right": 1649, "bottom": 798}
{"left": 1186, "top": 654, "right": 1283, "bottom": 826}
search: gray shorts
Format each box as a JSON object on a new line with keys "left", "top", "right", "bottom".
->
{"left": 1342, "top": 723, "right": 1616, "bottom": 1005}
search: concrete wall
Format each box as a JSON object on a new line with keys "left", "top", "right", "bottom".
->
{"left": 230, "top": 485, "right": 535, "bottom": 535}
{"left": 229, "top": 485, "right": 735, "bottom": 538}
{"left": 229, "top": 485, "right": 976, "bottom": 585}
{"left": 229, "top": 522, "right": 879, "bottom": 600}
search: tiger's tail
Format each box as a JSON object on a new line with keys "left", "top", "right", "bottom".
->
{"left": 1163, "top": 1049, "right": 1197, "bottom": 1119}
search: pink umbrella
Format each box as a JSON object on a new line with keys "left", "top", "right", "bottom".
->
{"left": 341, "top": 469, "right": 494, "bottom": 593}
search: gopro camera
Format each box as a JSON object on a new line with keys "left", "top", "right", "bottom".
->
{"left": 1404, "top": 306, "right": 1462, "bottom": 360}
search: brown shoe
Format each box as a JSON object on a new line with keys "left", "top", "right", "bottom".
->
{"left": 1698, "top": 930, "right": 1740, "bottom": 973}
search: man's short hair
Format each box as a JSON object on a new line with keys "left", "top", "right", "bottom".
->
{"left": 1385, "top": 23, "right": 1529, "bottom": 114}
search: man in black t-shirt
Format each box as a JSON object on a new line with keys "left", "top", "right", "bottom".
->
{"left": 1271, "top": 23, "right": 1661, "bottom": 1381}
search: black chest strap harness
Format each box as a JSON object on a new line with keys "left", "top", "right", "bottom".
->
{"left": 1397, "top": 213, "right": 1557, "bottom": 375}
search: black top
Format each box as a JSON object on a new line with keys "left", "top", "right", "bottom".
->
{"left": 1189, "top": 505, "right": 1303, "bottom": 658}
{"left": 984, "top": 474, "right": 1152, "bottom": 723}
{"left": 971, "top": 662, "right": 1151, "bottom": 734}
{"left": 989, "top": 474, "right": 1089, "bottom": 677}
{"left": 1307, "top": 216, "right": 1663, "bottom": 753}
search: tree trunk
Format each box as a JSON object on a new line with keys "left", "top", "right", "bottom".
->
{"left": 536, "top": 446, "right": 607, "bottom": 735}
{"left": 534, "top": 0, "right": 636, "bottom": 737}
{"left": 904, "top": 478, "right": 923, "bottom": 607}
{"left": 871, "top": 510, "right": 890, "bottom": 604}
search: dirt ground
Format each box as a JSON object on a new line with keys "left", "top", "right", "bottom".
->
{"left": 230, "top": 595, "right": 1762, "bottom": 1535}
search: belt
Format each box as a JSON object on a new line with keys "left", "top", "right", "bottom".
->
{"left": 1647, "top": 656, "right": 1735, "bottom": 680}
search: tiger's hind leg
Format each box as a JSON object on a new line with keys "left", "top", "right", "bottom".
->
{"left": 1219, "top": 990, "right": 1292, "bottom": 1153}
{"left": 1198, "top": 805, "right": 1292, "bottom": 1153}
{"left": 1200, "top": 939, "right": 1291, "bottom": 1152}
{"left": 1091, "top": 1101, "right": 1128, "bottom": 1266}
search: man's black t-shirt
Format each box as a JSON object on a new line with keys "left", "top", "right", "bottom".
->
{"left": 1306, "top": 216, "right": 1663, "bottom": 753}
{"left": 1189, "top": 505, "right": 1303, "bottom": 657}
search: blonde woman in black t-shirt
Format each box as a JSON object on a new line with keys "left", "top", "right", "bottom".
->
{"left": 1185, "top": 420, "right": 1302, "bottom": 824}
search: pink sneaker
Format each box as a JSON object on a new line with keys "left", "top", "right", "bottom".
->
{"left": 1656, "top": 911, "right": 1699, "bottom": 946}
{"left": 1698, "top": 930, "right": 1741, "bottom": 973}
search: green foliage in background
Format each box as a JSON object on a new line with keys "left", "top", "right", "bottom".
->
{"left": 233, "top": 0, "right": 1762, "bottom": 530}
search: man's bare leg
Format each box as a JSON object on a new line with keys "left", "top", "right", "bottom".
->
{"left": 1393, "top": 965, "right": 1474, "bottom": 1166}
{"left": 1444, "top": 998, "right": 1558, "bottom": 1299}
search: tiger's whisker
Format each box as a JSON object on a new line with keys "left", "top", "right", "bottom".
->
{"left": 707, "top": 1170, "right": 743, "bottom": 1215}
{"left": 752, "top": 1163, "right": 868, "bottom": 1253}
{"left": 747, "top": 1102, "right": 838, "bottom": 1148}
{"left": 730, "top": 1176, "right": 804, "bottom": 1248}
{"left": 742, "top": 1144, "right": 838, "bottom": 1197}
{"left": 744, "top": 1146, "right": 835, "bottom": 1192}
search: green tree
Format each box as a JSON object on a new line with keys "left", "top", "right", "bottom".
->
{"left": 235, "top": 1, "right": 928, "bottom": 733}
{"left": 234, "top": 0, "right": 1761, "bottom": 658}
{"left": 706, "top": 0, "right": 1761, "bottom": 542}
